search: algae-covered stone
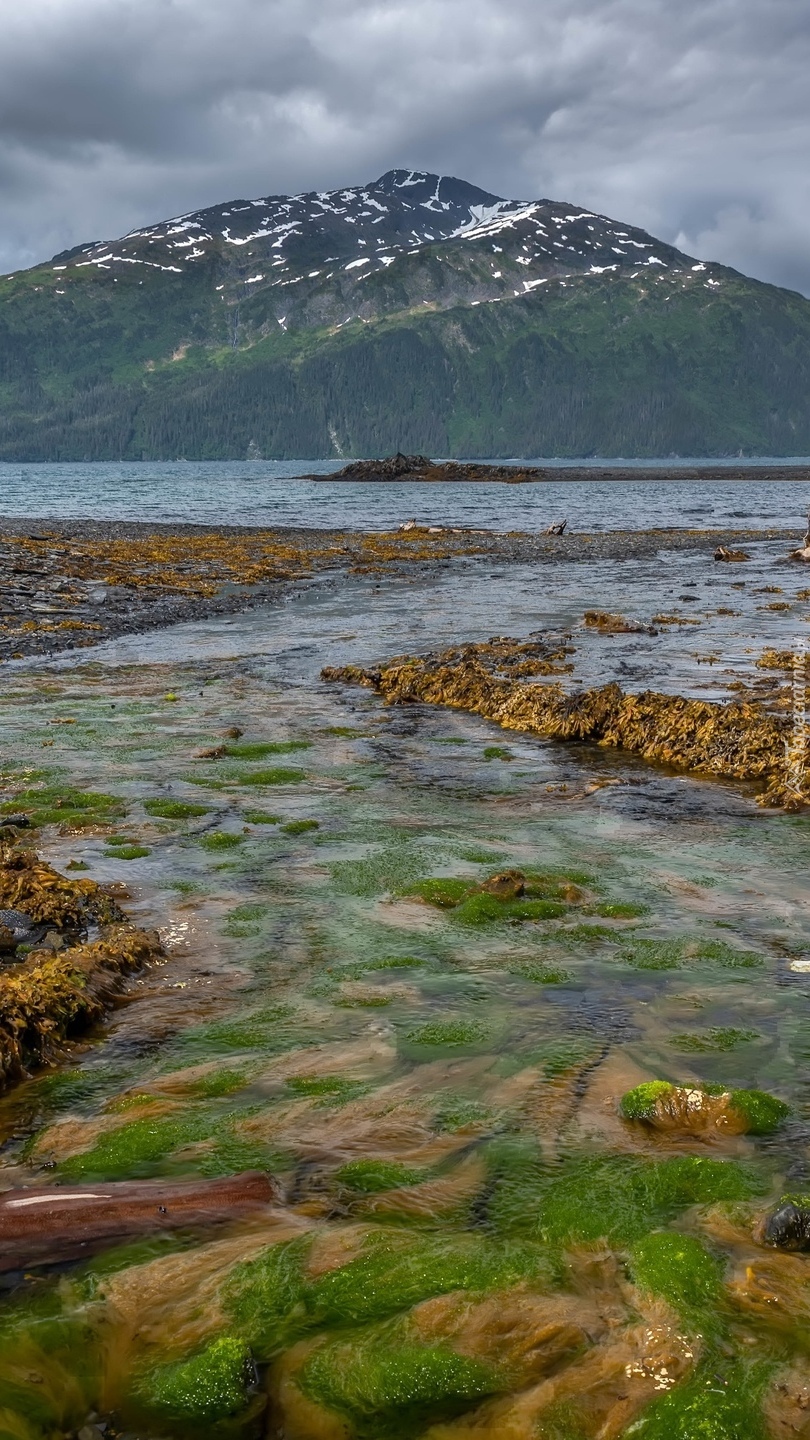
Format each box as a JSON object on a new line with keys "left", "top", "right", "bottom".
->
{"left": 629, "top": 1232, "right": 724, "bottom": 1316}
{"left": 137, "top": 1336, "right": 251, "bottom": 1423}
{"left": 620, "top": 1082, "right": 789, "bottom": 1136}
{"left": 299, "top": 1337, "right": 499, "bottom": 1424}
{"left": 630, "top": 1367, "right": 768, "bottom": 1440}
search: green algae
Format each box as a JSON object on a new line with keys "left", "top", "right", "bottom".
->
{"left": 483, "top": 745, "right": 513, "bottom": 760}
{"left": 186, "top": 1068, "right": 251, "bottom": 1098}
{"left": 407, "top": 878, "right": 471, "bottom": 908}
{"left": 727, "top": 1087, "right": 790, "bottom": 1134}
{"left": 242, "top": 809, "right": 282, "bottom": 824}
{"left": 201, "top": 831, "right": 244, "bottom": 851}
{"left": 225, "top": 740, "right": 312, "bottom": 758}
{"left": 405, "top": 1020, "right": 489, "bottom": 1048}
{"left": 510, "top": 961, "right": 572, "bottom": 984}
{"left": 299, "top": 1337, "right": 499, "bottom": 1431}
{"left": 143, "top": 798, "right": 211, "bottom": 819}
{"left": 594, "top": 900, "right": 649, "bottom": 918}
{"left": 0, "top": 1300, "right": 99, "bottom": 1438}
{"left": 103, "top": 843, "right": 151, "bottom": 860}
{"left": 620, "top": 1081, "right": 790, "bottom": 1134}
{"left": 452, "top": 892, "right": 567, "bottom": 925}
{"left": 1, "top": 785, "right": 126, "bottom": 828}
{"left": 136, "top": 1336, "right": 251, "bottom": 1425}
{"left": 488, "top": 1144, "right": 764, "bottom": 1246}
{"left": 629, "top": 1366, "right": 770, "bottom": 1440}
{"left": 336, "top": 1159, "right": 427, "bottom": 1192}
{"left": 222, "top": 903, "right": 269, "bottom": 937}
{"left": 307, "top": 1232, "right": 550, "bottom": 1327}
{"left": 620, "top": 1081, "right": 678, "bottom": 1121}
{"left": 234, "top": 766, "right": 306, "bottom": 786}
{"left": 285, "top": 1075, "right": 365, "bottom": 1103}
{"left": 671, "top": 1027, "right": 760, "bottom": 1053}
{"left": 434, "top": 1097, "right": 493, "bottom": 1132}
{"left": 619, "top": 937, "right": 765, "bottom": 971}
{"left": 281, "top": 818, "right": 320, "bottom": 834}
{"left": 629, "top": 1232, "right": 724, "bottom": 1316}
{"left": 221, "top": 1235, "right": 312, "bottom": 1356}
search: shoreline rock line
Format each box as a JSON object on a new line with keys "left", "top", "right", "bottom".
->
{"left": 322, "top": 638, "right": 804, "bottom": 808}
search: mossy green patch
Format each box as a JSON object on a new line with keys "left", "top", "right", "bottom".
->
{"left": 285, "top": 1074, "right": 365, "bottom": 1103}
{"left": 225, "top": 740, "right": 311, "bottom": 758}
{"left": 619, "top": 937, "right": 764, "bottom": 971}
{"left": 57, "top": 1113, "right": 212, "bottom": 1180}
{"left": 511, "top": 962, "right": 572, "bottom": 984}
{"left": 221, "top": 1235, "right": 312, "bottom": 1356}
{"left": 299, "top": 1338, "right": 499, "bottom": 1430}
{"left": 620, "top": 1081, "right": 677, "bottom": 1121}
{"left": 242, "top": 810, "right": 282, "bottom": 824}
{"left": 671, "top": 1027, "right": 759, "bottom": 1053}
{"left": 336, "top": 1159, "right": 427, "bottom": 1192}
{"left": 223, "top": 903, "right": 269, "bottom": 937}
{"left": 281, "top": 818, "right": 320, "bottom": 834}
{"left": 307, "top": 1232, "right": 550, "bottom": 1327}
{"left": 630, "top": 1366, "right": 769, "bottom": 1440}
{"left": 629, "top": 1232, "right": 724, "bottom": 1316}
{"left": 434, "top": 1098, "right": 493, "bottom": 1132}
{"left": 405, "top": 1020, "right": 489, "bottom": 1048}
{"left": 235, "top": 766, "right": 305, "bottom": 786}
{"left": 187, "top": 1069, "right": 251, "bottom": 1098}
{"left": 728, "top": 1087, "right": 789, "bottom": 1134}
{"left": 143, "top": 798, "right": 211, "bottom": 819}
{"left": 104, "top": 843, "right": 151, "bottom": 860}
{"left": 136, "top": 1336, "right": 251, "bottom": 1424}
{"left": 488, "top": 1143, "right": 763, "bottom": 1246}
{"left": 483, "top": 745, "right": 513, "bottom": 760}
{"left": 2, "top": 785, "right": 126, "bottom": 828}
{"left": 200, "top": 831, "right": 244, "bottom": 851}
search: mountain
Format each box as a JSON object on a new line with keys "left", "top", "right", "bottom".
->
{"left": 2, "top": 168, "right": 810, "bottom": 460}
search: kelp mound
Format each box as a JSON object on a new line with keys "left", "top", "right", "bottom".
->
{"left": 0, "top": 844, "right": 163, "bottom": 1090}
{"left": 322, "top": 637, "right": 805, "bottom": 807}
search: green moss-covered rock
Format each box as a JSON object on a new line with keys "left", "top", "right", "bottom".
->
{"left": 620, "top": 1081, "right": 677, "bottom": 1121}
{"left": 299, "top": 1338, "right": 499, "bottom": 1423}
{"left": 221, "top": 1235, "right": 312, "bottom": 1357}
{"left": 727, "top": 1087, "right": 790, "bottom": 1135}
{"left": 630, "top": 1368, "right": 768, "bottom": 1439}
{"left": 620, "top": 1082, "right": 789, "bottom": 1135}
{"left": 137, "top": 1336, "right": 251, "bottom": 1423}
{"left": 629, "top": 1232, "right": 724, "bottom": 1314}
{"left": 225, "top": 740, "right": 311, "bottom": 758}
{"left": 405, "top": 1020, "right": 489, "bottom": 1048}
{"left": 488, "top": 1144, "right": 763, "bottom": 1246}
{"left": 201, "top": 831, "right": 244, "bottom": 851}
{"left": 143, "top": 798, "right": 211, "bottom": 818}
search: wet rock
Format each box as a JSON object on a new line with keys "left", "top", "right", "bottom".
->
{"left": 0, "top": 907, "right": 39, "bottom": 951}
{"left": 479, "top": 870, "right": 525, "bottom": 899}
{"left": 0, "top": 1170, "right": 281, "bottom": 1270}
{"left": 758, "top": 1201, "right": 810, "bottom": 1251}
{"left": 714, "top": 545, "right": 751, "bottom": 561}
{"left": 620, "top": 1081, "right": 790, "bottom": 1137}
{"left": 0, "top": 814, "right": 30, "bottom": 829}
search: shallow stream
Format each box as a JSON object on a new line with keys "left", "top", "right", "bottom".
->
{"left": 1, "top": 546, "right": 809, "bottom": 1439}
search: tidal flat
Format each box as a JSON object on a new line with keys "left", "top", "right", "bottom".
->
{"left": 0, "top": 522, "right": 809, "bottom": 1440}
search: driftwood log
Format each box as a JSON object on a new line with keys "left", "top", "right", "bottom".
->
{"left": 0, "top": 1170, "right": 281, "bottom": 1270}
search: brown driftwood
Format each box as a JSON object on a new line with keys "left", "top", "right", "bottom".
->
{"left": 0, "top": 1170, "right": 281, "bottom": 1270}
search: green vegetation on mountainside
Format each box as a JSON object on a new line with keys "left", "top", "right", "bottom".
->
{"left": 1, "top": 258, "right": 810, "bottom": 458}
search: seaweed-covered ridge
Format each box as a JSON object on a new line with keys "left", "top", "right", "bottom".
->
{"left": 0, "top": 842, "right": 163, "bottom": 1090}
{"left": 322, "top": 635, "right": 804, "bottom": 807}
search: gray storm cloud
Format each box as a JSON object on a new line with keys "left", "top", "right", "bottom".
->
{"left": 1, "top": 0, "right": 808, "bottom": 294}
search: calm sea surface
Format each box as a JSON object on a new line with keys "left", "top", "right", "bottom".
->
{"left": 1, "top": 458, "right": 810, "bottom": 531}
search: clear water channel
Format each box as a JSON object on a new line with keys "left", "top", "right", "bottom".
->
{"left": 0, "top": 517, "right": 809, "bottom": 1440}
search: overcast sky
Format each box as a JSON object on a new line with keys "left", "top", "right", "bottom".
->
{"left": 2, "top": 0, "right": 809, "bottom": 294}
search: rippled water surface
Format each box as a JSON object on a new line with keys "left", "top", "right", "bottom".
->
{"left": 0, "top": 537, "right": 809, "bottom": 1440}
{"left": 1, "top": 457, "right": 810, "bottom": 530}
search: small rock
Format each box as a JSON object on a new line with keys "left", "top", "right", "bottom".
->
{"left": 480, "top": 869, "right": 526, "bottom": 899}
{"left": 222, "top": 726, "right": 243, "bottom": 739}
{"left": 759, "top": 1201, "right": 810, "bottom": 1251}
{"left": 714, "top": 546, "right": 751, "bottom": 562}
